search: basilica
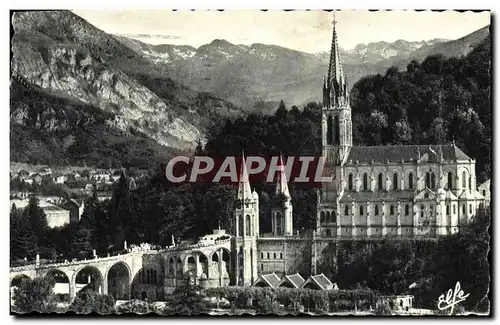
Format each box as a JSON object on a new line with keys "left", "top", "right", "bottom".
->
{"left": 230, "top": 19, "right": 486, "bottom": 287}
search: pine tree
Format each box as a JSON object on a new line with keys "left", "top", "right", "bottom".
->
{"left": 10, "top": 207, "right": 37, "bottom": 261}
{"left": 22, "top": 195, "right": 48, "bottom": 244}
{"left": 72, "top": 226, "right": 93, "bottom": 259}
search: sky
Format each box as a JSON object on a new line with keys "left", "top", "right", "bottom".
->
{"left": 72, "top": 10, "right": 490, "bottom": 53}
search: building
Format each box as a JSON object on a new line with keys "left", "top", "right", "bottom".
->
{"left": 477, "top": 179, "right": 490, "bottom": 207}
{"left": 376, "top": 295, "right": 414, "bottom": 312}
{"left": 316, "top": 19, "right": 485, "bottom": 240}
{"left": 54, "top": 174, "right": 68, "bottom": 184}
{"left": 10, "top": 198, "right": 74, "bottom": 228}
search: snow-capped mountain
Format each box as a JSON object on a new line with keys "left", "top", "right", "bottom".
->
{"left": 115, "top": 26, "right": 489, "bottom": 111}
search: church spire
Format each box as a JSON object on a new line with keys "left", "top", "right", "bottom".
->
{"left": 275, "top": 155, "right": 290, "bottom": 198}
{"left": 238, "top": 152, "right": 252, "bottom": 200}
{"left": 326, "top": 10, "right": 348, "bottom": 107}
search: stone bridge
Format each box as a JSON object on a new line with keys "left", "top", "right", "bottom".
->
{"left": 10, "top": 231, "right": 234, "bottom": 301}
{"left": 10, "top": 250, "right": 148, "bottom": 301}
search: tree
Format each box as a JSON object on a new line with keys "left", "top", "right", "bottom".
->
{"left": 70, "top": 288, "right": 115, "bottom": 314}
{"left": 10, "top": 205, "right": 37, "bottom": 261}
{"left": 171, "top": 275, "right": 209, "bottom": 315}
{"left": 22, "top": 195, "right": 49, "bottom": 246}
{"left": 72, "top": 226, "right": 93, "bottom": 259}
{"left": 12, "top": 276, "right": 56, "bottom": 313}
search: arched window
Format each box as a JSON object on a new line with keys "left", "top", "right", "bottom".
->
{"left": 359, "top": 205, "right": 364, "bottom": 216}
{"left": 274, "top": 253, "right": 276, "bottom": 259}
{"left": 238, "top": 215, "right": 244, "bottom": 237}
{"left": 447, "top": 172, "right": 453, "bottom": 189}
{"left": 326, "top": 229, "right": 331, "bottom": 237}
{"left": 378, "top": 173, "right": 383, "bottom": 190}
{"left": 327, "top": 115, "right": 333, "bottom": 145}
{"left": 405, "top": 204, "right": 409, "bottom": 216}
{"left": 276, "top": 213, "right": 283, "bottom": 235}
{"left": 280, "top": 253, "right": 283, "bottom": 259}
{"left": 320, "top": 211, "right": 325, "bottom": 223}
{"left": 267, "top": 253, "right": 270, "bottom": 259}
{"left": 334, "top": 116, "right": 340, "bottom": 145}
{"left": 408, "top": 173, "right": 414, "bottom": 189}
{"left": 261, "top": 264, "right": 264, "bottom": 271}
{"left": 332, "top": 211, "right": 337, "bottom": 223}
{"left": 469, "top": 204, "right": 472, "bottom": 214}
{"left": 261, "top": 252, "right": 264, "bottom": 259}
{"left": 453, "top": 205, "right": 456, "bottom": 214}
{"left": 374, "top": 205, "right": 379, "bottom": 216}
{"left": 420, "top": 205, "right": 425, "bottom": 219}
{"left": 344, "top": 205, "right": 349, "bottom": 216}
{"left": 446, "top": 205, "right": 450, "bottom": 215}
{"left": 462, "top": 171, "right": 467, "bottom": 188}
{"left": 425, "top": 172, "right": 431, "bottom": 188}
{"left": 462, "top": 205, "right": 466, "bottom": 215}
{"left": 245, "top": 215, "right": 251, "bottom": 236}
{"left": 326, "top": 211, "right": 330, "bottom": 223}
{"left": 348, "top": 174, "right": 353, "bottom": 191}
{"left": 469, "top": 177, "right": 472, "bottom": 192}
{"left": 363, "top": 173, "right": 368, "bottom": 191}
{"left": 393, "top": 173, "right": 398, "bottom": 190}
{"left": 431, "top": 173, "right": 436, "bottom": 189}
{"left": 390, "top": 205, "right": 394, "bottom": 215}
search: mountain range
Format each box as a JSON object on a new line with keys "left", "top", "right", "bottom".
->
{"left": 115, "top": 25, "right": 489, "bottom": 110}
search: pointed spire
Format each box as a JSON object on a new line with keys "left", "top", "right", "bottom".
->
{"left": 238, "top": 152, "right": 252, "bottom": 200}
{"left": 275, "top": 155, "right": 290, "bottom": 198}
{"left": 327, "top": 10, "right": 348, "bottom": 106}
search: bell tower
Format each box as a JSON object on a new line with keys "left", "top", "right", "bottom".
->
{"left": 319, "top": 12, "right": 352, "bottom": 231}
{"left": 232, "top": 154, "right": 259, "bottom": 286}
{"left": 322, "top": 12, "right": 352, "bottom": 165}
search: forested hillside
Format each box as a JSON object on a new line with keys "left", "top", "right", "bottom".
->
{"left": 351, "top": 36, "right": 491, "bottom": 182}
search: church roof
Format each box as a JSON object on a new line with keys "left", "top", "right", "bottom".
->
{"left": 346, "top": 144, "right": 470, "bottom": 164}
{"left": 341, "top": 190, "right": 415, "bottom": 202}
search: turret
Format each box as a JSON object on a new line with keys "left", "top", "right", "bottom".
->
{"left": 271, "top": 155, "right": 293, "bottom": 236}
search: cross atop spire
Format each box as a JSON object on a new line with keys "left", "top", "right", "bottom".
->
{"left": 325, "top": 10, "right": 349, "bottom": 108}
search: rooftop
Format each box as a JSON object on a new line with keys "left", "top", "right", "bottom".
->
{"left": 346, "top": 144, "right": 470, "bottom": 164}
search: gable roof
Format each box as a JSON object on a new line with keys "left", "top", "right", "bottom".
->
{"left": 278, "top": 273, "right": 305, "bottom": 288}
{"left": 254, "top": 273, "right": 281, "bottom": 287}
{"left": 302, "top": 274, "right": 333, "bottom": 290}
{"left": 414, "top": 188, "right": 437, "bottom": 201}
{"left": 346, "top": 144, "right": 470, "bottom": 164}
{"left": 444, "top": 190, "right": 458, "bottom": 200}
{"left": 478, "top": 179, "right": 490, "bottom": 189}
